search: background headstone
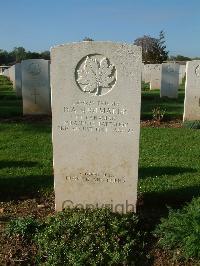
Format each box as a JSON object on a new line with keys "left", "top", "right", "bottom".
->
{"left": 15, "top": 63, "right": 22, "bottom": 98}
{"left": 21, "top": 59, "right": 51, "bottom": 115}
{"left": 9, "top": 65, "right": 15, "bottom": 86}
{"left": 179, "top": 64, "right": 186, "bottom": 84}
{"left": 143, "top": 64, "right": 152, "bottom": 83}
{"left": 3, "top": 69, "right": 9, "bottom": 78}
{"left": 150, "top": 64, "right": 162, "bottom": 90}
{"left": 51, "top": 42, "right": 142, "bottom": 213}
{"left": 160, "top": 63, "right": 179, "bottom": 98}
{"left": 183, "top": 60, "right": 200, "bottom": 121}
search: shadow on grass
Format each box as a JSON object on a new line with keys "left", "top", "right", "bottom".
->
{"left": 0, "top": 160, "right": 39, "bottom": 169}
{"left": 142, "top": 184, "right": 200, "bottom": 207}
{"left": 0, "top": 175, "right": 53, "bottom": 201}
{"left": 139, "top": 166, "right": 197, "bottom": 179}
{"left": 138, "top": 184, "right": 200, "bottom": 230}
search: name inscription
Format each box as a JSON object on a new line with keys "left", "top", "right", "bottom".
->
{"left": 57, "top": 100, "right": 134, "bottom": 133}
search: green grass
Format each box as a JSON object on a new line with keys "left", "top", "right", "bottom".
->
{"left": 0, "top": 122, "right": 52, "bottom": 199}
{"left": 141, "top": 89, "right": 185, "bottom": 120}
{"left": 1, "top": 121, "right": 200, "bottom": 207}
{"left": 0, "top": 75, "right": 22, "bottom": 117}
{"left": 139, "top": 128, "right": 200, "bottom": 206}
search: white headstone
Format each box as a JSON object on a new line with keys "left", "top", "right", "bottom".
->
{"left": 150, "top": 64, "right": 162, "bottom": 90}
{"left": 141, "top": 63, "right": 145, "bottom": 82}
{"left": 9, "top": 65, "right": 15, "bottom": 85}
{"left": 179, "top": 64, "right": 186, "bottom": 84}
{"left": 143, "top": 64, "right": 152, "bottom": 83}
{"left": 160, "top": 63, "right": 179, "bottom": 98}
{"left": 183, "top": 60, "right": 200, "bottom": 121}
{"left": 51, "top": 42, "right": 142, "bottom": 213}
{"left": 15, "top": 63, "right": 22, "bottom": 98}
{"left": 3, "top": 69, "right": 9, "bottom": 78}
{"left": 21, "top": 59, "right": 51, "bottom": 115}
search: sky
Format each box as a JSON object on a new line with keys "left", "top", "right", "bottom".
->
{"left": 0, "top": 0, "right": 200, "bottom": 57}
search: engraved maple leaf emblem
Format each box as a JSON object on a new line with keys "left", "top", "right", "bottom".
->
{"left": 77, "top": 56, "right": 115, "bottom": 95}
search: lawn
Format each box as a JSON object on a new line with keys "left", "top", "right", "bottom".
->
{"left": 1, "top": 121, "right": 200, "bottom": 203}
{"left": 0, "top": 76, "right": 22, "bottom": 117}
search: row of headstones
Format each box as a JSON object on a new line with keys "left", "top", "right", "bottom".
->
{"left": 142, "top": 63, "right": 186, "bottom": 98}
{"left": 142, "top": 62, "right": 200, "bottom": 120}
{"left": 2, "top": 51, "right": 200, "bottom": 122}
{"left": 2, "top": 42, "right": 200, "bottom": 212}
{"left": 3, "top": 60, "right": 51, "bottom": 115}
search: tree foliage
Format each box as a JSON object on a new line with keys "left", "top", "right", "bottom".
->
{"left": 0, "top": 47, "right": 50, "bottom": 65}
{"left": 83, "top": 37, "right": 94, "bottom": 41}
{"left": 169, "top": 54, "right": 191, "bottom": 61}
{"left": 134, "top": 31, "right": 168, "bottom": 63}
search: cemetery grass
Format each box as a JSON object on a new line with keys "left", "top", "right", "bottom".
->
{"left": 0, "top": 76, "right": 22, "bottom": 118}
{"left": 1, "top": 122, "right": 200, "bottom": 264}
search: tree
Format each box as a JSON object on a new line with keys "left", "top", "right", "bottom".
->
{"left": 12, "top": 47, "right": 27, "bottom": 62}
{"left": 40, "top": 51, "right": 50, "bottom": 60}
{"left": 169, "top": 54, "right": 191, "bottom": 61}
{"left": 83, "top": 37, "right": 94, "bottom": 41}
{"left": 134, "top": 31, "right": 168, "bottom": 64}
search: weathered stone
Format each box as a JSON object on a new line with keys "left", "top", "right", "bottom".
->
{"left": 51, "top": 42, "right": 142, "bottom": 213}
{"left": 143, "top": 64, "right": 152, "bottom": 83}
{"left": 160, "top": 63, "right": 179, "bottom": 98}
{"left": 21, "top": 59, "right": 51, "bottom": 115}
{"left": 9, "top": 65, "right": 15, "bottom": 85}
{"left": 183, "top": 60, "right": 200, "bottom": 121}
{"left": 150, "top": 64, "right": 162, "bottom": 90}
{"left": 15, "top": 63, "right": 22, "bottom": 97}
{"left": 179, "top": 64, "right": 186, "bottom": 84}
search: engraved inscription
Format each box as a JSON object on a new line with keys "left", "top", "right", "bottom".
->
{"left": 27, "top": 63, "right": 41, "bottom": 76}
{"left": 195, "top": 65, "right": 200, "bottom": 77}
{"left": 57, "top": 100, "right": 134, "bottom": 134}
{"left": 167, "top": 65, "right": 174, "bottom": 73}
{"left": 75, "top": 54, "right": 116, "bottom": 96}
{"left": 66, "top": 172, "right": 126, "bottom": 184}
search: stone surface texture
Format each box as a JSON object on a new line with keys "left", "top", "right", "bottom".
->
{"left": 183, "top": 60, "right": 200, "bottom": 121}
{"left": 21, "top": 59, "right": 51, "bottom": 115}
{"left": 179, "top": 64, "right": 186, "bottom": 84}
{"left": 15, "top": 63, "right": 22, "bottom": 97}
{"left": 160, "top": 63, "right": 179, "bottom": 98}
{"left": 51, "top": 41, "right": 142, "bottom": 213}
{"left": 150, "top": 64, "right": 162, "bottom": 90}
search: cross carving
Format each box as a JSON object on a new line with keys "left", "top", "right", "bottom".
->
{"left": 31, "top": 88, "right": 40, "bottom": 104}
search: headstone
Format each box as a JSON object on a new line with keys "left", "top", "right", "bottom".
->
{"left": 160, "top": 63, "right": 179, "bottom": 98}
{"left": 141, "top": 63, "right": 145, "bottom": 82}
{"left": 3, "top": 69, "right": 9, "bottom": 78}
{"left": 9, "top": 65, "right": 15, "bottom": 85}
{"left": 179, "top": 64, "right": 186, "bottom": 84}
{"left": 183, "top": 60, "right": 200, "bottom": 121}
{"left": 15, "top": 63, "right": 22, "bottom": 98}
{"left": 21, "top": 59, "right": 51, "bottom": 115}
{"left": 143, "top": 64, "right": 152, "bottom": 83}
{"left": 51, "top": 41, "right": 142, "bottom": 213}
{"left": 150, "top": 64, "right": 162, "bottom": 90}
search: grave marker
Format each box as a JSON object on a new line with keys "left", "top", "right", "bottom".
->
{"left": 160, "top": 63, "right": 179, "bottom": 98}
{"left": 21, "top": 59, "right": 51, "bottom": 115}
{"left": 183, "top": 60, "right": 200, "bottom": 121}
{"left": 51, "top": 42, "right": 142, "bottom": 213}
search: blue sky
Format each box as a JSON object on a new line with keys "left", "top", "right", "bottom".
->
{"left": 0, "top": 0, "right": 199, "bottom": 57}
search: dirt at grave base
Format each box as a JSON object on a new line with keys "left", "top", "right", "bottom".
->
{"left": 0, "top": 194, "right": 54, "bottom": 266}
{"left": 0, "top": 193, "right": 197, "bottom": 266}
{"left": 141, "top": 119, "right": 183, "bottom": 128}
